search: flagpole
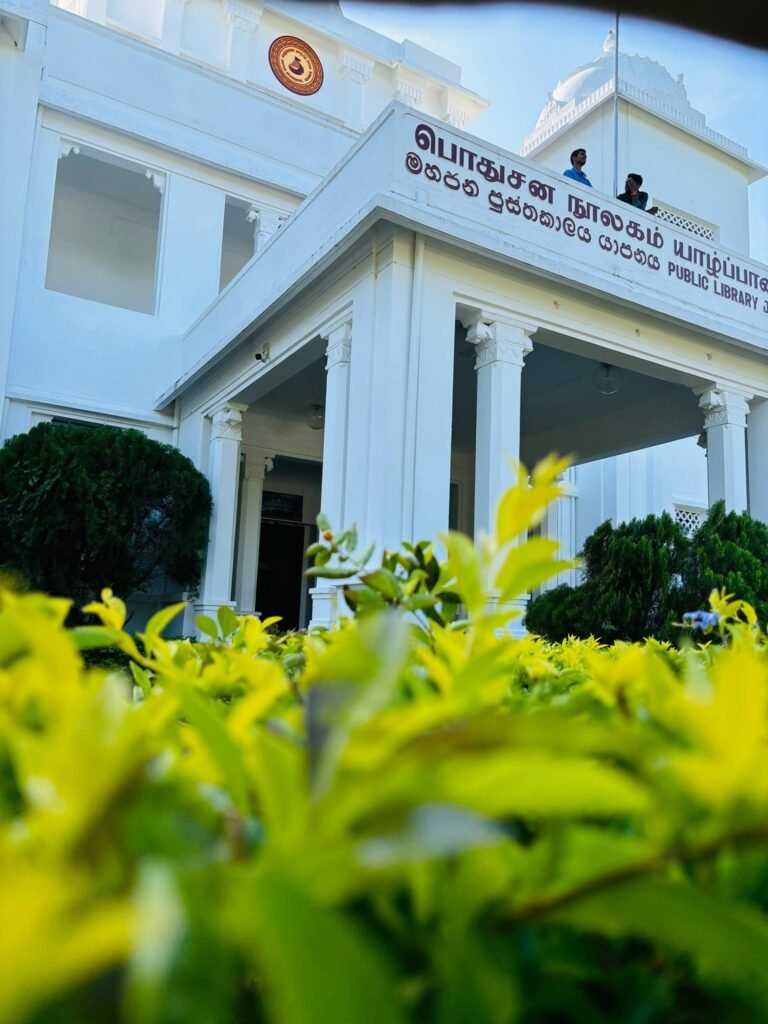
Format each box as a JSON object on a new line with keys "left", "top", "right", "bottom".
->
{"left": 612, "top": 9, "right": 620, "bottom": 197}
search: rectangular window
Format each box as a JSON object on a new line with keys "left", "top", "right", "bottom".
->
{"left": 46, "top": 148, "right": 163, "bottom": 314}
{"left": 219, "top": 197, "right": 256, "bottom": 291}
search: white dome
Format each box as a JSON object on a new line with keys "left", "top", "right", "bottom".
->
{"left": 534, "top": 31, "right": 695, "bottom": 130}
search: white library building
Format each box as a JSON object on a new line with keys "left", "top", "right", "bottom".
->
{"left": 2, "top": 0, "right": 767, "bottom": 631}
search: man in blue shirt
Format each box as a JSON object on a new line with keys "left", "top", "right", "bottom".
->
{"left": 563, "top": 148, "right": 592, "bottom": 187}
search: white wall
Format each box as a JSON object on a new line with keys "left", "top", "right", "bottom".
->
{"left": 574, "top": 436, "right": 708, "bottom": 554}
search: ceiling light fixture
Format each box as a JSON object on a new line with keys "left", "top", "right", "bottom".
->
{"left": 305, "top": 403, "right": 325, "bottom": 430}
{"left": 592, "top": 362, "right": 621, "bottom": 396}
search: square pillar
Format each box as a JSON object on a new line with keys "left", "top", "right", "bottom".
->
{"left": 339, "top": 52, "right": 373, "bottom": 131}
{"left": 699, "top": 389, "right": 750, "bottom": 512}
{"left": 234, "top": 449, "right": 273, "bottom": 615}
{"left": 748, "top": 398, "right": 768, "bottom": 524}
{"left": 196, "top": 403, "right": 246, "bottom": 620}
{"left": 225, "top": 1, "right": 261, "bottom": 82}
{"left": 161, "top": 0, "right": 189, "bottom": 53}
{"left": 540, "top": 469, "right": 578, "bottom": 590}
{"left": 468, "top": 315, "right": 535, "bottom": 536}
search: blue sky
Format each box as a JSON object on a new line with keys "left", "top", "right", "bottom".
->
{"left": 343, "top": 2, "right": 768, "bottom": 263}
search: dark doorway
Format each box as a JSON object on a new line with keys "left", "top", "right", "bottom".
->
{"left": 255, "top": 521, "right": 309, "bottom": 631}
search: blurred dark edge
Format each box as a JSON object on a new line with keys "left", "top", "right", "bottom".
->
{"left": 341, "top": 0, "right": 767, "bottom": 52}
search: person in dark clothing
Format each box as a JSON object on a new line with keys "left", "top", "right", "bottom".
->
{"left": 617, "top": 173, "right": 658, "bottom": 214}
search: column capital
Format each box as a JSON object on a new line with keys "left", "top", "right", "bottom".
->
{"left": 698, "top": 389, "right": 750, "bottom": 430}
{"left": 441, "top": 90, "right": 470, "bottom": 129}
{"left": 210, "top": 403, "right": 246, "bottom": 442}
{"left": 340, "top": 51, "right": 374, "bottom": 84}
{"left": 242, "top": 448, "right": 274, "bottom": 480}
{"left": 467, "top": 318, "right": 534, "bottom": 370}
{"left": 225, "top": 0, "right": 262, "bottom": 30}
{"left": 321, "top": 317, "right": 352, "bottom": 369}
{"left": 394, "top": 77, "right": 423, "bottom": 109}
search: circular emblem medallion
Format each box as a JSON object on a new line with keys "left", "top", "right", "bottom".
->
{"left": 268, "top": 36, "right": 324, "bottom": 96}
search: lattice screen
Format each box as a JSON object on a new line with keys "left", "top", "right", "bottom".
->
{"left": 674, "top": 505, "right": 707, "bottom": 534}
{"left": 655, "top": 207, "right": 716, "bottom": 241}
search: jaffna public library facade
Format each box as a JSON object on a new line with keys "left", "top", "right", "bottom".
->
{"left": 2, "top": 2, "right": 768, "bottom": 634}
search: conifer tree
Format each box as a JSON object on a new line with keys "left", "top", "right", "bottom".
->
{"left": 0, "top": 423, "right": 212, "bottom": 603}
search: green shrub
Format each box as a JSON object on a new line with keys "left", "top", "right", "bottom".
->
{"left": 0, "top": 423, "right": 212, "bottom": 603}
{"left": 682, "top": 500, "right": 768, "bottom": 626}
{"left": 3, "top": 458, "right": 768, "bottom": 1023}
{"left": 527, "top": 512, "right": 688, "bottom": 642}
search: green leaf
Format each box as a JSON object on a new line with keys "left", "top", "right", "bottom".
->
{"left": 70, "top": 626, "right": 117, "bottom": 651}
{"left": 434, "top": 930, "right": 518, "bottom": 1024}
{"left": 360, "top": 568, "right": 402, "bottom": 601}
{"left": 305, "top": 566, "right": 357, "bottom": 580}
{"left": 129, "top": 661, "right": 152, "bottom": 699}
{"left": 357, "top": 542, "right": 375, "bottom": 566}
{"left": 441, "top": 531, "right": 484, "bottom": 614}
{"left": 217, "top": 605, "right": 239, "bottom": 637}
{"left": 345, "top": 525, "right": 358, "bottom": 553}
{"left": 144, "top": 602, "right": 187, "bottom": 641}
{"left": 173, "top": 684, "right": 250, "bottom": 814}
{"left": 435, "top": 751, "right": 653, "bottom": 819}
{"left": 313, "top": 547, "right": 331, "bottom": 567}
{"left": 552, "top": 878, "right": 768, "bottom": 1012}
{"left": 316, "top": 512, "right": 331, "bottom": 532}
{"left": 236, "top": 875, "right": 405, "bottom": 1024}
{"left": 195, "top": 614, "right": 219, "bottom": 640}
{"left": 495, "top": 537, "right": 569, "bottom": 603}
{"left": 306, "top": 542, "right": 325, "bottom": 557}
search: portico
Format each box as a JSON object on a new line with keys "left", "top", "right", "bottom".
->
{"left": 162, "top": 104, "right": 768, "bottom": 631}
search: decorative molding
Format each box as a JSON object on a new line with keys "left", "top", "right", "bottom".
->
{"left": 225, "top": 0, "right": 262, "bottom": 31}
{"left": 144, "top": 169, "right": 166, "bottom": 194}
{"left": 698, "top": 389, "right": 751, "bottom": 431}
{"left": 467, "top": 318, "right": 535, "bottom": 371}
{"left": 441, "top": 93, "right": 469, "bottom": 129}
{"left": 394, "top": 77, "right": 423, "bottom": 109}
{"left": 58, "top": 140, "right": 81, "bottom": 160}
{"left": 243, "top": 449, "right": 274, "bottom": 480}
{"left": 322, "top": 319, "right": 352, "bottom": 369}
{"left": 340, "top": 51, "right": 374, "bottom": 84}
{"left": 247, "top": 206, "right": 286, "bottom": 249}
{"left": 210, "top": 403, "right": 246, "bottom": 442}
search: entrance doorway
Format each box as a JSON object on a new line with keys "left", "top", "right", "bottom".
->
{"left": 251, "top": 458, "right": 322, "bottom": 630}
{"left": 255, "top": 520, "right": 315, "bottom": 630}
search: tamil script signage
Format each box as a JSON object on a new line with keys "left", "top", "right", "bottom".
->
{"left": 405, "top": 122, "right": 768, "bottom": 324}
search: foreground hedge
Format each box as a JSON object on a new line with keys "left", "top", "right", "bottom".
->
{"left": 3, "top": 458, "right": 768, "bottom": 1023}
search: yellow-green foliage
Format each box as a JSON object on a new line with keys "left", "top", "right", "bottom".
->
{"left": 2, "top": 457, "right": 768, "bottom": 1023}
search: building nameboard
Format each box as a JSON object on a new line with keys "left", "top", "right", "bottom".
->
{"left": 405, "top": 121, "right": 768, "bottom": 325}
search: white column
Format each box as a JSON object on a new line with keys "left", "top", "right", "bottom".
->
{"left": 157, "top": 176, "right": 223, "bottom": 328}
{"left": 161, "top": 0, "right": 189, "bottom": 53}
{"left": 469, "top": 316, "right": 534, "bottom": 536}
{"left": 407, "top": 274, "right": 456, "bottom": 544}
{"left": 234, "top": 450, "right": 273, "bottom": 615}
{"left": 540, "top": 469, "right": 578, "bottom": 590}
{"left": 319, "top": 318, "right": 352, "bottom": 529}
{"left": 748, "top": 397, "right": 768, "bottom": 524}
{"left": 699, "top": 389, "right": 750, "bottom": 512}
{"left": 225, "top": 1, "right": 261, "bottom": 82}
{"left": 197, "top": 403, "right": 246, "bottom": 620}
{"left": 340, "top": 52, "right": 373, "bottom": 131}
{"left": 310, "top": 318, "right": 352, "bottom": 630}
